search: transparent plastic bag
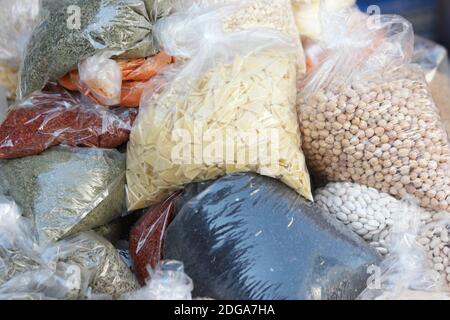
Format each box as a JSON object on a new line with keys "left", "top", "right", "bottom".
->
{"left": 173, "top": 0, "right": 306, "bottom": 75}
{"left": 416, "top": 213, "right": 450, "bottom": 291}
{"left": 173, "top": 0, "right": 298, "bottom": 36}
{"left": 129, "top": 192, "right": 181, "bottom": 285}
{"left": 59, "top": 52, "right": 174, "bottom": 108}
{"left": 0, "top": 0, "right": 39, "bottom": 99}
{"left": 0, "top": 196, "right": 138, "bottom": 300}
{"left": 0, "top": 0, "right": 40, "bottom": 68}
{"left": 0, "top": 196, "right": 87, "bottom": 300}
{"left": 358, "top": 198, "right": 450, "bottom": 300}
{"left": 164, "top": 173, "right": 381, "bottom": 300}
{"left": 0, "top": 147, "right": 126, "bottom": 243}
{"left": 315, "top": 182, "right": 434, "bottom": 256}
{"left": 123, "top": 260, "right": 193, "bottom": 300}
{"left": 0, "top": 88, "right": 137, "bottom": 159}
{"left": 126, "top": 3, "right": 312, "bottom": 210}
{"left": 0, "top": 196, "right": 41, "bottom": 286}
{"left": 18, "top": 0, "right": 171, "bottom": 99}
{"left": 0, "top": 64, "right": 18, "bottom": 100}
{"left": 56, "top": 231, "right": 140, "bottom": 299}
{"left": 298, "top": 9, "right": 450, "bottom": 214}
{"left": 291, "top": 0, "right": 356, "bottom": 40}
{"left": 413, "top": 36, "right": 450, "bottom": 136}
{"left": 0, "top": 263, "right": 85, "bottom": 300}
{"left": 78, "top": 51, "right": 123, "bottom": 106}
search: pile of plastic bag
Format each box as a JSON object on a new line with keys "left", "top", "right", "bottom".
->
{"left": 1, "top": 0, "right": 450, "bottom": 300}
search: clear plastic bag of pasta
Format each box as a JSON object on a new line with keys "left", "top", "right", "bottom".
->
{"left": 126, "top": 3, "right": 312, "bottom": 210}
{"left": 297, "top": 8, "right": 450, "bottom": 214}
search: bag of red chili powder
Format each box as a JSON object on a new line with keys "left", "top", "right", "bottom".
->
{"left": 0, "top": 89, "right": 137, "bottom": 159}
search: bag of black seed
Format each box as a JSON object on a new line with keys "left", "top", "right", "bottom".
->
{"left": 297, "top": 9, "right": 450, "bottom": 215}
{"left": 164, "top": 173, "right": 381, "bottom": 300}
{"left": 0, "top": 147, "right": 126, "bottom": 244}
{"left": 18, "top": 0, "right": 174, "bottom": 99}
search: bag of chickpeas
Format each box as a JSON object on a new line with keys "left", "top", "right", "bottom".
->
{"left": 126, "top": 3, "right": 312, "bottom": 210}
{"left": 297, "top": 9, "right": 450, "bottom": 214}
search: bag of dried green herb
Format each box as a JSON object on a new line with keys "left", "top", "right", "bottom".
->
{"left": 55, "top": 231, "right": 140, "bottom": 299}
{"left": 18, "top": 0, "right": 173, "bottom": 99}
{"left": 0, "top": 147, "right": 126, "bottom": 244}
{"left": 0, "top": 196, "right": 87, "bottom": 300}
{"left": 0, "top": 196, "right": 40, "bottom": 287}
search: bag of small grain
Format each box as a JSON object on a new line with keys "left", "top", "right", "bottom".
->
{"left": 298, "top": 9, "right": 450, "bottom": 214}
{"left": 0, "top": 147, "right": 126, "bottom": 243}
{"left": 172, "top": 0, "right": 306, "bottom": 75}
{"left": 0, "top": 88, "right": 138, "bottom": 160}
{"left": 126, "top": 3, "right": 312, "bottom": 210}
{"left": 129, "top": 192, "right": 181, "bottom": 285}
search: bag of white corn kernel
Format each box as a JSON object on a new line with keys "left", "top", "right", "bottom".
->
{"left": 126, "top": 3, "right": 312, "bottom": 210}
{"left": 297, "top": 8, "right": 450, "bottom": 214}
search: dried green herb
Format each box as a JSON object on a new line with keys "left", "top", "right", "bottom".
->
{"left": 59, "top": 232, "right": 140, "bottom": 299}
{"left": 0, "top": 147, "right": 126, "bottom": 243}
{"left": 19, "top": 0, "right": 169, "bottom": 99}
{"left": 0, "top": 249, "right": 42, "bottom": 286}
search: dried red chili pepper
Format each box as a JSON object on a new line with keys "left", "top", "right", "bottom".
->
{"left": 0, "top": 90, "right": 137, "bottom": 159}
{"left": 129, "top": 192, "right": 182, "bottom": 285}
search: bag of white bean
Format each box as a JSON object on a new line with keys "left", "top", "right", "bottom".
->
{"left": 298, "top": 9, "right": 450, "bottom": 214}
{"left": 126, "top": 4, "right": 312, "bottom": 210}
{"left": 315, "top": 182, "right": 433, "bottom": 256}
{"left": 357, "top": 204, "right": 450, "bottom": 300}
{"left": 417, "top": 214, "right": 450, "bottom": 290}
